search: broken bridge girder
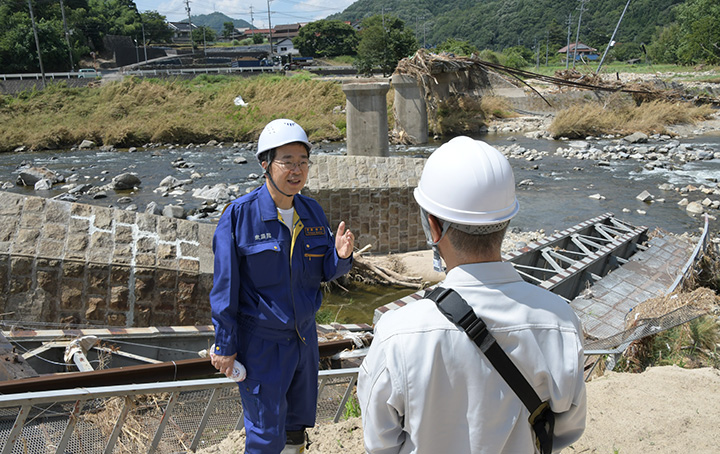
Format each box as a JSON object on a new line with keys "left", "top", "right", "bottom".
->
{"left": 503, "top": 213, "right": 648, "bottom": 302}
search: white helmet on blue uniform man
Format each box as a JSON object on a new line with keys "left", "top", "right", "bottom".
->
{"left": 413, "top": 136, "right": 519, "bottom": 271}
{"left": 256, "top": 118, "right": 312, "bottom": 162}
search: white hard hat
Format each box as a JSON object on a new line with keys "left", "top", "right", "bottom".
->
{"left": 256, "top": 119, "right": 312, "bottom": 157}
{"left": 413, "top": 136, "right": 519, "bottom": 225}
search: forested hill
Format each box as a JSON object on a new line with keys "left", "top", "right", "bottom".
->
{"left": 188, "top": 12, "right": 252, "bottom": 33}
{"left": 330, "top": 0, "right": 684, "bottom": 51}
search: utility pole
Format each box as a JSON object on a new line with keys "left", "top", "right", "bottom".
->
{"left": 185, "top": 0, "right": 195, "bottom": 51}
{"left": 131, "top": 6, "right": 148, "bottom": 63}
{"left": 59, "top": 0, "right": 74, "bottom": 71}
{"left": 267, "top": 0, "right": 274, "bottom": 56}
{"left": 566, "top": 14, "right": 573, "bottom": 69}
{"left": 423, "top": 21, "right": 429, "bottom": 49}
{"left": 545, "top": 29, "right": 549, "bottom": 66}
{"left": 535, "top": 37, "right": 539, "bottom": 70}
{"left": 381, "top": 6, "right": 390, "bottom": 74}
{"left": 27, "top": 0, "right": 45, "bottom": 87}
{"left": 203, "top": 27, "right": 207, "bottom": 56}
{"left": 250, "top": 6, "right": 255, "bottom": 39}
{"left": 572, "top": 0, "right": 587, "bottom": 69}
{"left": 141, "top": 21, "right": 147, "bottom": 62}
{"left": 596, "top": 0, "right": 631, "bottom": 74}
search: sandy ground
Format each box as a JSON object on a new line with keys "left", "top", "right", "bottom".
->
{"left": 198, "top": 365, "right": 720, "bottom": 454}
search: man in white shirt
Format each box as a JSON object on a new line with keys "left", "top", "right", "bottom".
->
{"left": 357, "top": 136, "right": 586, "bottom": 454}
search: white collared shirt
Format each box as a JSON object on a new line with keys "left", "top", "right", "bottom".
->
{"left": 357, "top": 261, "right": 587, "bottom": 454}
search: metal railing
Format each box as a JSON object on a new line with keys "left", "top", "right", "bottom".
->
{"left": 0, "top": 72, "right": 83, "bottom": 81}
{"left": 0, "top": 368, "right": 359, "bottom": 454}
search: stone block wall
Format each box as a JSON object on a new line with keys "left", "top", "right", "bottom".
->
{"left": 304, "top": 155, "right": 428, "bottom": 254}
{"left": 0, "top": 192, "right": 215, "bottom": 327}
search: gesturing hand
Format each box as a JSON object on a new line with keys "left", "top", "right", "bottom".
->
{"left": 335, "top": 221, "right": 355, "bottom": 259}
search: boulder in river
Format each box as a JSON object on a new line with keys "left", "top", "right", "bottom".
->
{"left": 192, "top": 184, "right": 232, "bottom": 203}
{"left": 623, "top": 132, "right": 649, "bottom": 144}
{"left": 145, "top": 201, "right": 161, "bottom": 215}
{"left": 78, "top": 140, "right": 96, "bottom": 149}
{"left": 112, "top": 173, "right": 141, "bottom": 190}
{"left": 16, "top": 167, "right": 64, "bottom": 187}
{"left": 636, "top": 190, "right": 654, "bottom": 203}
{"left": 162, "top": 204, "right": 186, "bottom": 219}
{"left": 34, "top": 178, "right": 53, "bottom": 190}
{"left": 686, "top": 201, "right": 704, "bottom": 214}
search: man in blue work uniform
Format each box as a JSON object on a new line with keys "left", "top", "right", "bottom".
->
{"left": 210, "top": 119, "right": 355, "bottom": 454}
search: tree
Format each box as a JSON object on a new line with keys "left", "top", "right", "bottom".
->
{"left": 647, "top": 23, "right": 682, "bottom": 64}
{"left": 436, "top": 38, "right": 478, "bottom": 56}
{"left": 141, "top": 11, "right": 173, "bottom": 44}
{"left": 293, "top": 19, "right": 357, "bottom": 57}
{"left": 222, "top": 21, "right": 235, "bottom": 39}
{"left": 501, "top": 45, "right": 532, "bottom": 69}
{"left": 674, "top": 0, "right": 720, "bottom": 64}
{"left": 354, "top": 15, "right": 417, "bottom": 77}
{"left": 611, "top": 41, "right": 643, "bottom": 63}
{"left": 192, "top": 25, "right": 216, "bottom": 47}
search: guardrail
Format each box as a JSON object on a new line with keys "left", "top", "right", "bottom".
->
{"left": 0, "top": 368, "right": 359, "bottom": 454}
{"left": 0, "top": 65, "right": 358, "bottom": 82}
{"left": 0, "top": 72, "right": 82, "bottom": 81}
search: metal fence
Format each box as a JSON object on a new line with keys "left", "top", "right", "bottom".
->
{"left": 0, "top": 368, "right": 359, "bottom": 454}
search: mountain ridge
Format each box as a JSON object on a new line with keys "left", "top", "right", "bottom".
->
{"left": 328, "top": 0, "right": 684, "bottom": 52}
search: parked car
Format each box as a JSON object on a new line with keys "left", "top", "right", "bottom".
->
{"left": 78, "top": 68, "right": 101, "bottom": 78}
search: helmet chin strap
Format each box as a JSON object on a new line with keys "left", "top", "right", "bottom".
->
{"left": 264, "top": 168, "right": 293, "bottom": 198}
{"left": 420, "top": 208, "right": 450, "bottom": 272}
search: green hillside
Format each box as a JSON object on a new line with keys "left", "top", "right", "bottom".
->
{"left": 329, "top": 0, "right": 683, "bottom": 52}
{"left": 186, "top": 12, "right": 253, "bottom": 33}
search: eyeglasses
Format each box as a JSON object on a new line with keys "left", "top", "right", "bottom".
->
{"left": 274, "top": 160, "right": 312, "bottom": 171}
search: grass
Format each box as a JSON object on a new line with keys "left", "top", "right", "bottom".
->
{"left": 618, "top": 315, "right": 720, "bottom": 373}
{"left": 0, "top": 73, "right": 347, "bottom": 152}
{"left": 2, "top": 63, "right": 717, "bottom": 151}
{"left": 343, "top": 394, "right": 362, "bottom": 420}
{"left": 549, "top": 97, "right": 715, "bottom": 139}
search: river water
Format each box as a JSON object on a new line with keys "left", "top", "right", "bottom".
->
{"left": 2, "top": 132, "right": 719, "bottom": 324}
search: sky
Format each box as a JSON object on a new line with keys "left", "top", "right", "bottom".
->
{"left": 133, "top": 0, "right": 357, "bottom": 27}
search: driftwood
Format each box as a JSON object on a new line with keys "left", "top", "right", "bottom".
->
{"left": 352, "top": 245, "right": 427, "bottom": 290}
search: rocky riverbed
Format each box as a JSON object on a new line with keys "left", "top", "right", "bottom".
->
{"left": 5, "top": 118, "right": 720, "bottom": 226}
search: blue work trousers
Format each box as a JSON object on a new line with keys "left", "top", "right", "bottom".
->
{"left": 237, "top": 326, "right": 319, "bottom": 454}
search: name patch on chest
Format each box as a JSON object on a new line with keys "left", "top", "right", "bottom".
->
{"left": 304, "top": 226, "right": 325, "bottom": 236}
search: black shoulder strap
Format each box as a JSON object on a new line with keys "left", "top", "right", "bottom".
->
{"left": 425, "top": 286, "right": 555, "bottom": 454}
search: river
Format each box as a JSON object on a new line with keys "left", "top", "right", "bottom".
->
{"left": 1, "top": 132, "right": 718, "bottom": 325}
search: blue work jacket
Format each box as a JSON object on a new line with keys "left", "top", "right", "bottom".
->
{"left": 210, "top": 184, "right": 353, "bottom": 356}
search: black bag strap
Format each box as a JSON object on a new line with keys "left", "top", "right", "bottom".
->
{"left": 425, "top": 286, "right": 555, "bottom": 454}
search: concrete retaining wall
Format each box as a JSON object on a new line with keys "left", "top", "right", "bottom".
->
{"left": 0, "top": 191, "right": 215, "bottom": 327}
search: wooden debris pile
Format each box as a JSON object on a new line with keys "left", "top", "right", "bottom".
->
{"left": 393, "top": 49, "right": 501, "bottom": 140}
{"left": 350, "top": 245, "right": 427, "bottom": 290}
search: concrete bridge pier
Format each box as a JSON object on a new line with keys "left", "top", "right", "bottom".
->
{"left": 342, "top": 80, "right": 390, "bottom": 156}
{"left": 391, "top": 74, "right": 428, "bottom": 144}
